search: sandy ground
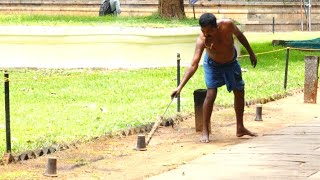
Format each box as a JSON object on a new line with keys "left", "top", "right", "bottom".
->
{"left": 1, "top": 88, "right": 319, "bottom": 180}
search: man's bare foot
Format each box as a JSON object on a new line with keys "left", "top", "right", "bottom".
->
{"left": 200, "top": 132, "right": 209, "bottom": 143}
{"left": 236, "top": 127, "right": 257, "bottom": 137}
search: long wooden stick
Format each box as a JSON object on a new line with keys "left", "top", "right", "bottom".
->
{"left": 146, "top": 98, "right": 174, "bottom": 145}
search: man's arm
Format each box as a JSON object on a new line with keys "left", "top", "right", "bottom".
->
{"left": 231, "top": 22, "right": 257, "bottom": 67}
{"left": 171, "top": 36, "right": 204, "bottom": 98}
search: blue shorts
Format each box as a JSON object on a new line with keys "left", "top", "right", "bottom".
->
{"left": 203, "top": 50, "right": 245, "bottom": 92}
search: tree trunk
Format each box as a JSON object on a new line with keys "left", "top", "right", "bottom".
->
{"left": 158, "top": 0, "right": 186, "bottom": 19}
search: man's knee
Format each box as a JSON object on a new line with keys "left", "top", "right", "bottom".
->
{"left": 205, "top": 89, "right": 217, "bottom": 102}
{"left": 233, "top": 89, "right": 244, "bottom": 95}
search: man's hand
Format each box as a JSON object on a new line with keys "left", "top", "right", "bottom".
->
{"left": 171, "top": 88, "right": 181, "bottom": 99}
{"left": 250, "top": 54, "right": 257, "bottom": 68}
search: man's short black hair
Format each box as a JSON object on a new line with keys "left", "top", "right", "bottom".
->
{"left": 199, "top": 13, "right": 217, "bottom": 28}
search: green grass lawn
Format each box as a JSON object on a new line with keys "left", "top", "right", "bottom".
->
{"left": 0, "top": 14, "right": 198, "bottom": 27}
{"left": 0, "top": 14, "right": 320, "bottom": 155}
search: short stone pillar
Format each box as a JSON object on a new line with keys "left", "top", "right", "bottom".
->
{"left": 44, "top": 157, "right": 58, "bottom": 177}
{"left": 304, "top": 56, "right": 319, "bottom": 104}
{"left": 193, "top": 89, "right": 211, "bottom": 132}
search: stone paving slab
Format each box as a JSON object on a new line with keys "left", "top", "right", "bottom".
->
{"left": 148, "top": 118, "right": 320, "bottom": 180}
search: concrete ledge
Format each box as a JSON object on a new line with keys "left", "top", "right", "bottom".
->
{"left": 0, "top": 26, "right": 201, "bottom": 45}
{"left": 0, "top": 25, "right": 199, "bottom": 36}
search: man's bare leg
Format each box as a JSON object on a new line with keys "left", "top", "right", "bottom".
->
{"left": 200, "top": 88, "right": 217, "bottom": 143}
{"left": 233, "top": 90, "right": 257, "bottom": 137}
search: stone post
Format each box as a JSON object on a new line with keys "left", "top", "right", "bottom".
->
{"left": 304, "top": 56, "right": 319, "bottom": 104}
{"left": 193, "top": 89, "right": 211, "bottom": 132}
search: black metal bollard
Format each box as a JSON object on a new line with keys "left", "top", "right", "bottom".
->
{"left": 4, "top": 71, "right": 11, "bottom": 153}
{"left": 284, "top": 47, "right": 290, "bottom": 90}
{"left": 177, "top": 53, "right": 181, "bottom": 112}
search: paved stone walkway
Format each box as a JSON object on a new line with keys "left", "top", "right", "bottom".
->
{"left": 149, "top": 116, "right": 320, "bottom": 179}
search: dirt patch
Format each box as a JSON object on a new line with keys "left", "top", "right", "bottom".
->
{"left": 1, "top": 90, "right": 319, "bottom": 180}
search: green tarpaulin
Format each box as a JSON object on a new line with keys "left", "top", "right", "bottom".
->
{"left": 272, "top": 38, "right": 320, "bottom": 49}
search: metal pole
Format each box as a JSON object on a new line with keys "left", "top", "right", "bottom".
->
{"left": 192, "top": 5, "right": 196, "bottom": 20}
{"left": 4, "top": 71, "right": 11, "bottom": 153}
{"left": 308, "top": 0, "right": 311, "bottom": 31}
{"left": 284, "top": 47, "right": 290, "bottom": 90}
{"left": 177, "top": 53, "right": 181, "bottom": 112}
{"left": 272, "top": 17, "right": 275, "bottom": 34}
{"left": 300, "top": 0, "right": 304, "bottom": 31}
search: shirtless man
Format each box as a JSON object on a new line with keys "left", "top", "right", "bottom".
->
{"left": 171, "top": 13, "right": 257, "bottom": 143}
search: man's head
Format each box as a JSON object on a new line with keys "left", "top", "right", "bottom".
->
{"left": 199, "top": 13, "right": 217, "bottom": 38}
{"left": 199, "top": 13, "right": 217, "bottom": 28}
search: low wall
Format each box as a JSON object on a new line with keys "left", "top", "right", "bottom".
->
{"left": 0, "top": 0, "right": 319, "bottom": 31}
